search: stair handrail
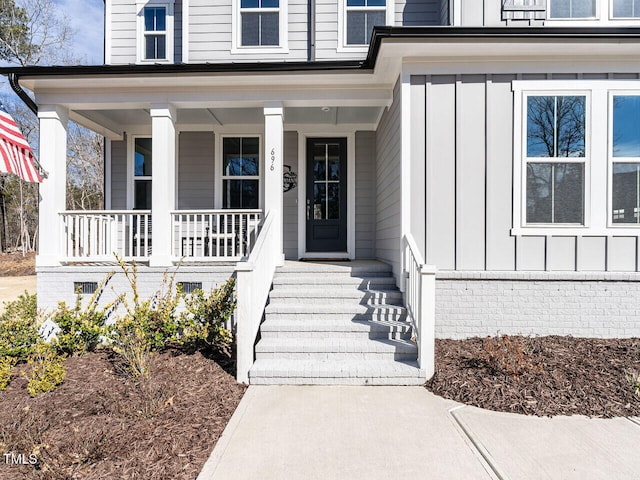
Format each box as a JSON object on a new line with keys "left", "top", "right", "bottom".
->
{"left": 402, "top": 233, "right": 437, "bottom": 380}
{"left": 235, "top": 211, "right": 278, "bottom": 383}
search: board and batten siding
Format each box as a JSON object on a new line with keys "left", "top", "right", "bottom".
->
{"left": 188, "top": 0, "right": 308, "bottom": 62}
{"left": 376, "top": 80, "right": 402, "bottom": 280}
{"left": 413, "top": 72, "right": 640, "bottom": 273}
{"left": 283, "top": 131, "right": 299, "bottom": 259}
{"left": 177, "top": 132, "right": 214, "bottom": 209}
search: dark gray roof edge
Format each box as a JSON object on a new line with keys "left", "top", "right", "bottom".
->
{"left": 2, "top": 26, "right": 640, "bottom": 77}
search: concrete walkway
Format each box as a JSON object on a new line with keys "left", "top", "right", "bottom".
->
{"left": 198, "top": 386, "right": 640, "bottom": 480}
{"left": 0, "top": 276, "right": 36, "bottom": 314}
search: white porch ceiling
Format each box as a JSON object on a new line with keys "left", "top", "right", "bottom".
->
{"left": 76, "top": 106, "right": 384, "bottom": 132}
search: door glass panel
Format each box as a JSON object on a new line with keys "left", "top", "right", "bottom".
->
{"left": 313, "top": 183, "right": 326, "bottom": 220}
{"left": 327, "top": 183, "right": 340, "bottom": 219}
{"left": 313, "top": 159, "right": 326, "bottom": 181}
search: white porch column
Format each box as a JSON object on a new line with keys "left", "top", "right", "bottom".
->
{"left": 37, "top": 105, "right": 68, "bottom": 267}
{"left": 149, "top": 104, "right": 176, "bottom": 267}
{"left": 264, "top": 103, "right": 284, "bottom": 266}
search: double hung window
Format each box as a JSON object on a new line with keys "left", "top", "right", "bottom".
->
{"left": 612, "top": 0, "right": 640, "bottom": 18}
{"left": 240, "top": 0, "right": 280, "bottom": 47}
{"left": 134, "top": 138, "right": 152, "bottom": 209}
{"left": 137, "top": 1, "right": 173, "bottom": 63}
{"left": 514, "top": 81, "right": 640, "bottom": 236}
{"left": 345, "top": 0, "right": 386, "bottom": 46}
{"left": 549, "top": 0, "right": 596, "bottom": 18}
{"left": 611, "top": 95, "right": 640, "bottom": 224}
{"left": 143, "top": 6, "right": 167, "bottom": 60}
{"left": 525, "top": 95, "right": 587, "bottom": 225}
{"left": 222, "top": 137, "right": 260, "bottom": 209}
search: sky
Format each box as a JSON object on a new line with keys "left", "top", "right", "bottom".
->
{"left": 55, "top": 0, "right": 104, "bottom": 65}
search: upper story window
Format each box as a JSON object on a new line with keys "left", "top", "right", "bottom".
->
{"left": 612, "top": 0, "right": 640, "bottom": 17}
{"left": 611, "top": 94, "right": 640, "bottom": 224}
{"left": 144, "top": 7, "right": 167, "bottom": 59}
{"left": 240, "top": 0, "right": 279, "bottom": 46}
{"left": 549, "top": 0, "right": 596, "bottom": 18}
{"left": 136, "top": 1, "right": 174, "bottom": 63}
{"left": 345, "top": 0, "right": 386, "bottom": 45}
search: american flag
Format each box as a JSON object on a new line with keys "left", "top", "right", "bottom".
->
{"left": 0, "top": 100, "right": 42, "bottom": 183}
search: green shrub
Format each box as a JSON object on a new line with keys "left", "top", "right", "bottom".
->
{"left": 107, "top": 258, "right": 182, "bottom": 379}
{"left": 0, "top": 356, "right": 16, "bottom": 390}
{"left": 177, "top": 278, "right": 235, "bottom": 351}
{"left": 25, "top": 342, "right": 66, "bottom": 397}
{"left": 52, "top": 273, "right": 118, "bottom": 355}
{"left": 0, "top": 292, "right": 39, "bottom": 359}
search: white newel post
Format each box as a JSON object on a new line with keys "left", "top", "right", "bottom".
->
{"left": 37, "top": 106, "right": 68, "bottom": 267}
{"left": 149, "top": 104, "right": 176, "bottom": 267}
{"left": 419, "top": 265, "right": 437, "bottom": 380}
{"left": 264, "top": 104, "right": 284, "bottom": 266}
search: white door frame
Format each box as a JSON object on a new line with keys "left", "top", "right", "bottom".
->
{"left": 297, "top": 128, "right": 356, "bottom": 260}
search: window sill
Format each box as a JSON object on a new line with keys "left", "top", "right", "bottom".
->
{"left": 336, "top": 45, "right": 369, "bottom": 54}
{"left": 230, "top": 46, "right": 289, "bottom": 55}
{"left": 511, "top": 227, "right": 640, "bottom": 236}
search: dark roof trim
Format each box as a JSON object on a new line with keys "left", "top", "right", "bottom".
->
{"left": 8, "top": 73, "right": 38, "bottom": 115}
{"left": 1, "top": 26, "right": 640, "bottom": 77}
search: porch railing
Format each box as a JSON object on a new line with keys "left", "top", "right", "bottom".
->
{"left": 402, "top": 233, "right": 437, "bottom": 380}
{"left": 60, "top": 210, "right": 152, "bottom": 262}
{"left": 235, "top": 211, "right": 278, "bottom": 383}
{"left": 171, "top": 210, "right": 263, "bottom": 261}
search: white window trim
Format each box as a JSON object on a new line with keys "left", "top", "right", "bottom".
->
{"left": 608, "top": 90, "right": 640, "bottom": 228}
{"left": 214, "top": 134, "right": 264, "bottom": 210}
{"left": 337, "top": 0, "right": 394, "bottom": 53}
{"left": 136, "top": 0, "right": 175, "bottom": 64}
{"left": 127, "top": 134, "right": 153, "bottom": 210}
{"left": 231, "top": 0, "right": 289, "bottom": 55}
{"left": 512, "top": 80, "right": 640, "bottom": 237}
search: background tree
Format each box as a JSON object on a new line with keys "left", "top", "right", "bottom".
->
{"left": 0, "top": 0, "right": 104, "bottom": 254}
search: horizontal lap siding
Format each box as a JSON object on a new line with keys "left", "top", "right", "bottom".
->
{"left": 283, "top": 131, "right": 299, "bottom": 259}
{"left": 110, "top": 140, "right": 127, "bottom": 210}
{"left": 189, "top": 0, "right": 307, "bottom": 62}
{"left": 109, "top": 1, "right": 137, "bottom": 64}
{"left": 415, "top": 72, "right": 640, "bottom": 273}
{"left": 355, "top": 131, "right": 376, "bottom": 259}
{"left": 375, "top": 80, "right": 402, "bottom": 280}
{"left": 177, "top": 132, "right": 214, "bottom": 209}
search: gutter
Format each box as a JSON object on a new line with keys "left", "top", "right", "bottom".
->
{"left": 8, "top": 73, "right": 37, "bottom": 115}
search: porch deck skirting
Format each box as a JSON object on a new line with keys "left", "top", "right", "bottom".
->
{"left": 435, "top": 271, "right": 640, "bottom": 339}
{"left": 36, "top": 265, "right": 236, "bottom": 311}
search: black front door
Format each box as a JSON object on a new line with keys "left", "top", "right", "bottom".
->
{"left": 306, "top": 138, "right": 347, "bottom": 252}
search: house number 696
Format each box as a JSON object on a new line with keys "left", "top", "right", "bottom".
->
{"left": 270, "top": 148, "right": 276, "bottom": 171}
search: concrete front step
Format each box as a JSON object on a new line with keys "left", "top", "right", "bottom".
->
{"left": 265, "top": 303, "right": 408, "bottom": 317}
{"left": 270, "top": 288, "right": 403, "bottom": 299}
{"left": 276, "top": 261, "right": 392, "bottom": 275}
{"left": 249, "top": 359, "right": 426, "bottom": 385}
{"left": 255, "top": 337, "right": 417, "bottom": 361}
{"left": 272, "top": 275, "right": 396, "bottom": 287}
{"left": 260, "top": 318, "right": 413, "bottom": 340}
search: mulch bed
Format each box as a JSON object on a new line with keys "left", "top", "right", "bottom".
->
{"left": 426, "top": 336, "right": 640, "bottom": 418}
{"left": 0, "top": 252, "right": 36, "bottom": 276}
{"left": 0, "top": 349, "right": 246, "bottom": 480}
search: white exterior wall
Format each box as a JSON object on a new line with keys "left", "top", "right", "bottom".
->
{"left": 108, "top": 0, "right": 137, "bottom": 64}
{"left": 436, "top": 274, "right": 640, "bottom": 339}
{"left": 411, "top": 72, "right": 640, "bottom": 274}
{"left": 375, "top": 80, "right": 402, "bottom": 281}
